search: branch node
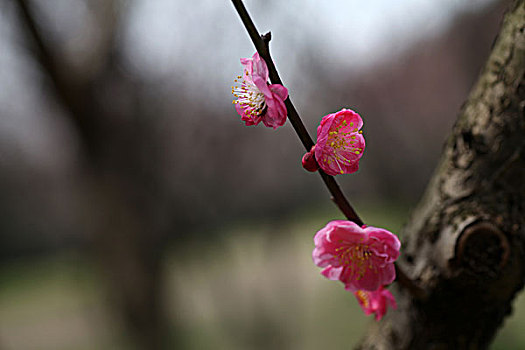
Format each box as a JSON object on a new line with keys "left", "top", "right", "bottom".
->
{"left": 262, "top": 31, "right": 272, "bottom": 43}
{"left": 455, "top": 221, "right": 510, "bottom": 276}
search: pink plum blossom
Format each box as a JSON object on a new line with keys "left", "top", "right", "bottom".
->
{"left": 232, "top": 52, "right": 288, "bottom": 129}
{"left": 354, "top": 286, "right": 397, "bottom": 321}
{"left": 312, "top": 108, "right": 365, "bottom": 175}
{"left": 312, "top": 220, "right": 400, "bottom": 292}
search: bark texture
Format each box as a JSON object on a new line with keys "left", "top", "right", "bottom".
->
{"left": 358, "top": 1, "right": 525, "bottom": 349}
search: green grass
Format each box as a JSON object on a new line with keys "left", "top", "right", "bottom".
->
{"left": 0, "top": 255, "right": 126, "bottom": 350}
{"left": 0, "top": 203, "right": 524, "bottom": 349}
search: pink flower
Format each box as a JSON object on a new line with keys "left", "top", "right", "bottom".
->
{"left": 232, "top": 52, "right": 288, "bottom": 129}
{"left": 312, "top": 220, "right": 400, "bottom": 292}
{"left": 354, "top": 286, "right": 397, "bottom": 321}
{"left": 312, "top": 108, "right": 365, "bottom": 175}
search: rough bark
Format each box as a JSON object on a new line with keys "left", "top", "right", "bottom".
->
{"left": 358, "top": 1, "right": 525, "bottom": 349}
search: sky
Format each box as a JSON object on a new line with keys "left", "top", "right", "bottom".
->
{"left": 1, "top": 0, "right": 497, "bottom": 105}
{"left": 122, "top": 0, "right": 495, "bottom": 82}
{"left": 0, "top": 0, "right": 496, "bottom": 170}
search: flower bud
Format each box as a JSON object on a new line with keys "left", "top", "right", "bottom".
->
{"left": 302, "top": 145, "right": 319, "bottom": 172}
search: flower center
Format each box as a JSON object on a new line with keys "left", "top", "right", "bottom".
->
{"left": 323, "top": 120, "right": 363, "bottom": 173}
{"left": 231, "top": 72, "right": 267, "bottom": 117}
{"left": 335, "top": 244, "right": 374, "bottom": 280}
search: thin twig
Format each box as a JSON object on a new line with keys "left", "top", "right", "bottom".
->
{"left": 231, "top": 0, "right": 363, "bottom": 226}
{"left": 231, "top": 0, "right": 427, "bottom": 298}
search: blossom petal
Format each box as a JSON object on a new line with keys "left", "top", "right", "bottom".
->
{"left": 263, "top": 95, "right": 286, "bottom": 129}
{"left": 269, "top": 84, "right": 288, "bottom": 101}
{"left": 321, "top": 266, "right": 344, "bottom": 281}
{"left": 353, "top": 287, "right": 396, "bottom": 321}
{"left": 251, "top": 52, "right": 269, "bottom": 82}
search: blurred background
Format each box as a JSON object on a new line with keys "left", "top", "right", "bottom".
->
{"left": 1, "top": 0, "right": 524, "bottom": 349}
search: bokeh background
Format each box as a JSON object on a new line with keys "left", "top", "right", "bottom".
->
{"left": 1, "top": 0, "right": 524, "bottom": 349}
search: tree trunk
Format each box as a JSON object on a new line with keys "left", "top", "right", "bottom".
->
{"left": 358, "top": 1, "right": 525, "bottom": 349}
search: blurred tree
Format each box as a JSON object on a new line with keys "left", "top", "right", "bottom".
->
{"left": 14, "top": 0, "right": 172, "bottom": 348}
{"left": 358, "top": 1, "right": 525, "bottom": 348}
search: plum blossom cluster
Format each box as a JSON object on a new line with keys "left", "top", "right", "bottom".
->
{"left": 312, "top": 220, "right": 400, "bottom": 320}
{"left": 232, "top": 52, "right": 398, "bottom": 321}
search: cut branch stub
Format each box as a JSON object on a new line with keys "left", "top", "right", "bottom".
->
{"left": 453, "top": 221, "right": 510, "bottom": 277}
